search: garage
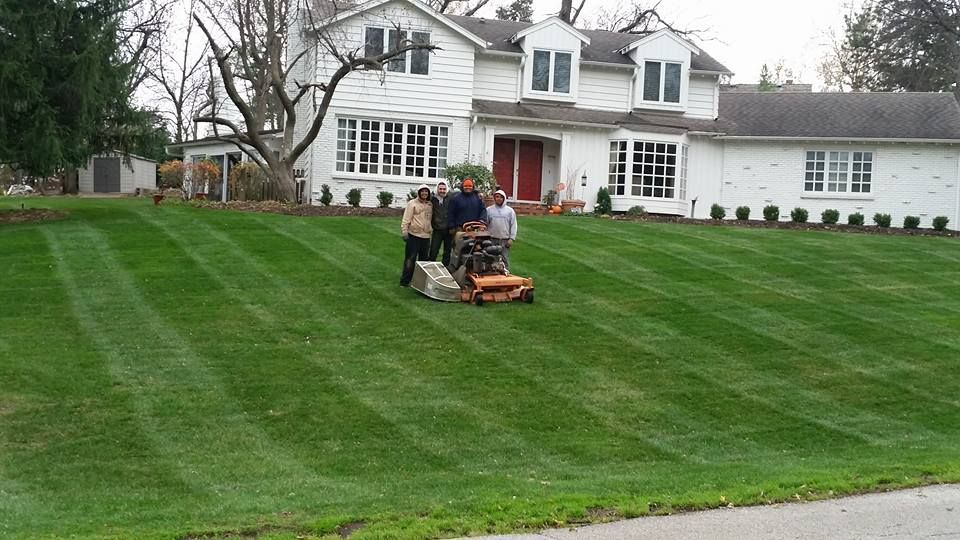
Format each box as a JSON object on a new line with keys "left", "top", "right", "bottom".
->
{"left": 79, "top": 153, "right": 157, "bottom": 194}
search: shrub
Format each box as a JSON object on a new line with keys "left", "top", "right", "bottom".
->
{"left": 790, "top": 207, "right": 809, "bottom": 223}
{"left": 187, "top": 160, "right": 221, "bottom": 199}
{"left": 848, "top": 212, "right": 865, "bottom": 226}
{"left": 626, "top": 205, "right": 647, "bottom": 217}
{"left": 710, "top": 203, "right": 726, "bottom": 220}
{"left": 903, "top": 215, "right": 921, "bottom": 229}
{"left": 763, "top": 205, "right": 780, "bottom": 221}
{"left": 933, "top": 215, "right": 950, "bottom": 231}
{"left": 158, "top": 160, "right": 186, "bottom": 190}
{"left": 595, "top": 187, "right": 612, "bottom": 214}
{"left": 873, "top": 213, "right": 891, "bottom": 228}
{"left": 406, "top": 188, "right": 418, "bottom": 202}
{"left": 821, "top": 208, "right": 840, "bottom": 224}
{"left": 319, "top": 184, "right": 333, "bottom": 206}
{"left": 377, "top": 191, "right": 394, "bottom": 208}
{"left": 445, "top": 162, "right": 495, "bottom": 196}
{"left": 346, "top": 188, "right": 362, "bottom": 207}
{"left": 542, "top": 189, "right": 558, "bottom": 206}
{"left": 735, "top": 206, "right": 750, "bottom": 220}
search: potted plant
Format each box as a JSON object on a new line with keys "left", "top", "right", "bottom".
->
{"left": 542, "top": 189, "right": 561, "bottom": 214}
{"left": 560, "top": 171, "right": 587, "bottom": 213}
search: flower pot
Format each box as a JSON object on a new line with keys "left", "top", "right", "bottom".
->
{"left": 195, "top": 193, "right": 207, "bottom": 200}
{"left": 152, "top": 194, "right": 164, "bottom": 205}
{"left": 561, "top": 199, "right": 586, "bottom": 213}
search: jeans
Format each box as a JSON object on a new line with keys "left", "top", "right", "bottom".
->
{"left": 429, "top": 229, "right": 454, "bottom": 267}
{"left": 400, "top": 235, "right": 430, "bottom": 285}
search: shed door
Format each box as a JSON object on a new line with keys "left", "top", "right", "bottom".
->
{"left": 93, "top": 158, "right": 121, "bottom": 192}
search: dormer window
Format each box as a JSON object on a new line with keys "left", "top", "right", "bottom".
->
{"left": 643, "top": 61, "right": 682, "bottom": 103}
{"left": 531, "top": 49, "right": 572, "bottom": 94}
{"left": 364, "top": 27, "right": 431, "bottom": 75}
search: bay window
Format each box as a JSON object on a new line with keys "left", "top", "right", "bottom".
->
{"left": 608, "top": 139, "right": 687, "bottom": 200}
{"left": 336, "top": 118, "right": 448, "bottom": 179}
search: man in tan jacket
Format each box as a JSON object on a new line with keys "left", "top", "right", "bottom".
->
{"left": 400, "top": 184, "right": 433, "bottom": 286}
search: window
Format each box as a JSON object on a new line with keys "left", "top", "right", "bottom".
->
{"left": 531, "top": 49, "right": 573, "bottom": 94}
{"left": 363, "top": 27, "right": 430, "bottom": 75}
{"left": 336, "top": 118, "right": 448, "bottom": 178}
{"left": 608, "top": 140, "right": 628, "bottom": 195}
{"left": 804, "top": 150, "right": 872, "bottom": 193}
{"left": 607, "top": 140, "right": 686, "bottom": 200}
{"left": 642, "top": 61, "right": 682, "bottom": 104}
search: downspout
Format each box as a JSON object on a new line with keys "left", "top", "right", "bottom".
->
{"left": 627, "top": 67, "right": 638, "bottom": 112}
{"left": 467, "top": 114, "right": 478, "bottom": 160}
{"left": 516, "top": 54, "right": 527, "bottom": 102}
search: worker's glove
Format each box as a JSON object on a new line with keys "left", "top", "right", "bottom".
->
{"left": 448, "top": 228, "right": 456, "bottom": 235}
{"left": 506, "top": 239, "right": 513, "bottom": 248}
{"left": 402, "top": 233, "right": 409, "bottom": 241}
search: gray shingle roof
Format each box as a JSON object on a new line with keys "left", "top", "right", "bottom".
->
{"left": 719, "top": 92, "right": 960, "bottom": 140}
{"left": 472, "top": 99, "right": 732, "bottom": 133}
{"left": 447, "top": 15, "right": 731, "bottom": 73}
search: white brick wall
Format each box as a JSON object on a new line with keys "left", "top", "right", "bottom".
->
{"left": 720, "top": 140, "right": 960, "bottom": 227}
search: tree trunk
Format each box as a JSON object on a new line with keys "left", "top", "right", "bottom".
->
{"left": 559, "top": 0, "right": 572, "bottom": 22}
{"left": 275, "top": 165, "right": 296, "bottom": 203}
{"left": 62, "top": 167, "right": 79, "bottom": 194}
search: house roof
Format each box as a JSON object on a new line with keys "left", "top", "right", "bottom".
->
{"left": 316, "top": 0, "right": 489, "bottom": 48}
{"left": 510, "top": 16, "right": 591, "bottom": 45}
{"left": 472, "top": 99, "right": 732, "bottom": 133}
{"left": 166, "top": 129, "right": 283, "bottom": 150}
{"left": 719, "top": 92, "right": 960, "bottom": 140}
{"left": 447, "top": 15, "right": 732, "bottom": 73}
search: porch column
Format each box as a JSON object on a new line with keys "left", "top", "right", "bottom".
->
{"left": 559, "top": 131, "right": 572, "bottom": 193}
{"left": 482, "top": 126, "right": 496, "bottom": 168}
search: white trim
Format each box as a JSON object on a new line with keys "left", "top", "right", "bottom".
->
{"left": 529, "top": 48, "right": 575, "bottom": 96}
{"left": 619, "top": 28, "right": 700, "bottom": 55}
{"left": 510, "top": 16, "right": 591, "bottom": 45}
{"left": 581, "top": 60, "right": 635, "bottom": 69}
{"left": 479, "top": 49, "right": 525, "bottom": 58}
{"left": 801, "top": 147, "right": 876, "bottom": 197}
{"left": 691, "top": 68, "right": 734, "bottom": 76}
{"left": 955, "top": 148, "right": 960, "bottom": 230}
{"left": 637, "top": 59, "right": 687, "bottom": 109}
{"left": 718, "top": 136, "right": 960, "bottom": 144}
{"left": 319, "top": 0, "right": 489, "bottom": 48}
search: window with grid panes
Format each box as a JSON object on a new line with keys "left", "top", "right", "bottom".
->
{"left": 357, "top": 120, "right": 380, "bottom": 174}
{"left": 851, "top": 151, "right": 873, "bottom": 193}
{"left": 335, "top": 119, "right": 447, "bottom": 179}
{"left": 804, "top": 151, "right": 826, "bottom": 191}
{"left": 608, "top": 140, "right": 628, "bottom": 195}
{"left": 405, "top": 123, "right": 427, "bottom": 177}
{"left": 335, "top": 119, "right": 357, "bottom": 172}
{"left": 382, "top": 122, "right": 403, "bottom": 175}
{"left": 427, "top": 126, "right": 448, "bottom": 178}
{"left": 632, "top": 141, "right": 678, "bottom": 198}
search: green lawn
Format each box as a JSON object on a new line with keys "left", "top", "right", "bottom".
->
{"left": 2, "top": 197, "right": 960, "bottom": 539}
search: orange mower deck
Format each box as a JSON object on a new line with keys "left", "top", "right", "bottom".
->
{"left": 462, "top": 273, "right": 534, "bottom": 305}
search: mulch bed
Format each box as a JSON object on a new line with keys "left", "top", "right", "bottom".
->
{"left": 0, "top": 208, "right": 68, "bottom": 225}
{"left": 189, "top": 200, "right": 403, "bottom": 217}
{"left": 617, "top": 214, "right": 957, "bottom": 237}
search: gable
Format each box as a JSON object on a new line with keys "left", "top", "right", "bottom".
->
{"left": 319, "top": 0, "right": 488, "bottom": 48}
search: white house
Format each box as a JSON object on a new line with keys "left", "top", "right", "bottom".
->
{"left": 173, "top": 0, "right": 960, "bottom": 228}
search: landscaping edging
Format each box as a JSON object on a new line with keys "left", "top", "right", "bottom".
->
{"left": 616, "top": 214, "right": 957, "bottom": 237}
{"left": 0, "top": 208, "right": 68, "bottom": 225}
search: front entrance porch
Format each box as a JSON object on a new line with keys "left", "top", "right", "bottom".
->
{"left": 491, "top": 135, "right": 560, "bottom": 203}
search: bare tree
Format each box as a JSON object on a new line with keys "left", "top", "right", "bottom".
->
{"left": 591, "top": 0, "right": 706, "bottom": 35}
{"left": 192, "top": 0, "right": 438, "bottom": 201}
{"left": 147, "top": 0, "right": 211, "bottom": 144}
{"left": 427, "top": 0, "right": 490, "bottom": 16}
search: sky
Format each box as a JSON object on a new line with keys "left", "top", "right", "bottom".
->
{"left": 477, "top": 0, "right": 863, "bottom": 88}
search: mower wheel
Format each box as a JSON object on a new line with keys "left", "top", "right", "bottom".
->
{"left": 474, "top": 295, "right": 484, "bottom": 306}
{"left": 523, "top": 289, "right": 535, "bottom": 304}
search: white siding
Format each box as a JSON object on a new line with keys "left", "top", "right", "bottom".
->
{"left": 317, "top": 1, "right": 476, "bottom": 119}
{"left": 720, "top": 140, "right": 960, "bottom": 227}
{"left": 78, "top": 165, "right": 94, "bottom": 193}
{"left": 687, "top": 136, "right": 724, "bottom": 218}
{"left": 629, "top": 33, "right": 692, "bottom": 112}
{"left": 687, "top": 74, "right": 717, "bottom": 119}
{"left": 578, "top": 65, "right": 631, "bottom": 111}
{"left": 132, "top": 158, "right": 157, "bottom": 191}
{"left": 310, "top": 106, "right": 472, "bottom": 206}
{"left": 473, "top": 56, "right": 519, "bottom": 102}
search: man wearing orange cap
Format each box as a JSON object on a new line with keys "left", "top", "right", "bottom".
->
{"left": 446, "top": 178, "right": 487, "bottom": 232}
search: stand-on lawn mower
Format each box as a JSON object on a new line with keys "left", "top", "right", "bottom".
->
{"left": 411, "top": 221, "right": 534, "bottom": 305}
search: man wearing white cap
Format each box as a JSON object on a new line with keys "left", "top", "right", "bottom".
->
{"left": 485, "top": 189, "right": 517, "bottom": 269}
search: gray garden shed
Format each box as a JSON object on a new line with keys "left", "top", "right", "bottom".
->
{"left": 78, "top": 153, "right": 157, "bottom": 194}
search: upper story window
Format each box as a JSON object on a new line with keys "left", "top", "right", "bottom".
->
{"left": 643, "top": 61, "right": 682, "bottom": 103}
{"left": 804, "top": 151, "right": 873, "bottom": 193}
{"left": 364, "top": 27, "right": 431, "bottom": 76}
{"left": 531, "top": 49, "right": 572, "bottom": 94}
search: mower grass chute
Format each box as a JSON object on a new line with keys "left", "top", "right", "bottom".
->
{"left": 411, "top": 221, "right": 534, "bottom": 305}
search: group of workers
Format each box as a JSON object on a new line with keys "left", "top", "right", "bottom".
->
{"left": 399, "top": 178, "right": 518, "bottom": 287}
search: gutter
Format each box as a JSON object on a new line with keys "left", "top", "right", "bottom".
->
{"left": 474, "top": 112, "right": 618, "bottom": 129}
{"left": 627, "top": 67, "right": 638, "bottom": 112}
{"left": 715, "top": 136, "right": 960, "bottom": 144}
{"left": 690, "top": 69, "right": 734, "bottom": 76}
{"left": 467, "top": 114, "right": 478, "bottom": 158}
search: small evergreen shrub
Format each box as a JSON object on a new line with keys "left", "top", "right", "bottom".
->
{"left": 903, "top": 215, "right": 921, "bottom": 229}
{"left": 848, "top": 212, "right": 865, "bottom": 226}
{"left": 626, "top": 205, "right": 647, "bottom": 217}
{"left": 763, "top": 205, "right": 780, "bottom": 221}
{"left": 735, "top": 206, "right": 750, "bottom": 220}
{"left": 377, "top": 191, "right": 394, "bottom": 208}
{"left": 406, "top": 188, "right": 418, "bottom": 201}
{"left": 595, "top": 187, "right": 612, "bottom": 214}
{"left": 933, "top": 215, "right": 950, "bottom": 231}
{"left": 710, "top": 203, "right": 726, "bottom": 220}
{"left": 319, "top": 184, "right": 333, "bottom": 206}
{"left": 873, "top": 213, "right": 891, "bottom": 228}
{"left": 790, "top": 207, "right": 809, "bottom": 223}
{"left": 346, "top": 188, "right": 363, "bottom": 207}
{"left": 821, "top": 208, "right": 840, "bottom": 224}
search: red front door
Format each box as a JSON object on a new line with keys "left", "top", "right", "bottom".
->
{"left": 492, "top": 138, "right": 516, "bottom": 198}
{"left": 517, "top": 140, "right": 543, "bottom": 201}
